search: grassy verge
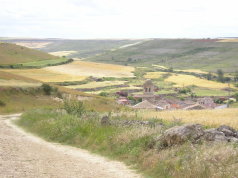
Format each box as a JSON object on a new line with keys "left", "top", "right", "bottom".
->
{"left": 17, "top": 106, "right": 238, "bottom": 178}
{"left": 0, "top": 87, "right": 59, "bottom": 114}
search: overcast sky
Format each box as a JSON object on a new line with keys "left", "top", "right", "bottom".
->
{"left": 0, "top": 0, "right": 237, "bottom": 39}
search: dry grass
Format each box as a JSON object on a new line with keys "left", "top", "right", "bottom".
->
{"left": 138, "top": 108, "right": 238, "bottom": 128}
{"left": 45, "top": 61, "right": 135, "bottom": 78}
{"left": 114, "top": 126, "right": 162, "bottom": 144}
{"left": 2, "top": 69, "right": 87, "bottom": 82}
{"left": 218, "top": 39, "right": 238, "bottom": 42}
{"left": 0, "top": 70, "right": 41, "bottom": 87}
{"left": 0, "top": 79, "right": 41, "bottom": 87}
{"left": 49, "top": 51, "right": 77, "bottom": 57}
{"left": 66, "top": 81, "right": 126, "bottom": 89}
{"left": 165, "top": 73, "right": 231, "bottom": 89}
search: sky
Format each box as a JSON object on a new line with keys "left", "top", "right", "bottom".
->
{"left": 0, "top": 0, "right": 238, "bottom": 39}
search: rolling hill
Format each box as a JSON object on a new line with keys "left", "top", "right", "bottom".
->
{"left": 0, "top": 43, "right": 70, "bottom": 68}
{"left": 86, "top": 39, "right": 238, "bottom": 72}
{"left": 0, "top": 38, "right": 143, "bottom": 58}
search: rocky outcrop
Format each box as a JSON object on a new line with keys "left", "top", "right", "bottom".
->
{"left": 158, "top": 124, "right": 204, "bottom": 147}
{"left": 158, "top": 124, "right": 238, "bottom": 147}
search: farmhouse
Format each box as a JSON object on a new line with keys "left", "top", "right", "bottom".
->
{"left": 132, "top": 100, "right": 157, "bottom": 109}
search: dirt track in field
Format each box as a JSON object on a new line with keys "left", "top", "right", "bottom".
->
{"left": 0, "top": 114, "right": 141, "bottom": 178}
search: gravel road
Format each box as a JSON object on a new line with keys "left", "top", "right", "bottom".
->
{"left": 0, "top": 114, "right": 141, "bottom": 178}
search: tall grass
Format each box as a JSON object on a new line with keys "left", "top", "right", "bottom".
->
{"left": 138, "top": 108, "right": 238, "bottom": 129}
{"left": 17, "top": 108, "right": 238, "bottom": 178}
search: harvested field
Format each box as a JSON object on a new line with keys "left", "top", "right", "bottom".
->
{"left": 45, "top": 61, "right": 135, "bottom": 78}
{"left": 1, "top": 69, "right": 86, "bottom": 82}
{"left": 15, "top": 42, "right": 52, "bottom": 48}
{"left": 218, "top": 39, "right": 238, "bottom": 42}
{"left": 176, "top": 69, "right": 208, "bottom": 74}
{"left": 165, "top": 73, "right": 232, "bottom": 89}
{"left": 66, "top": 81, "right": 126, "bottom": 89}
{"left": 49, "top": 51, "right": 77, "bottom": 57}
{"left": 138, "top": 108, "right": 238, "bottom": 129}
{"left": 0, "top": 79, "right": 41, "bottom": 88}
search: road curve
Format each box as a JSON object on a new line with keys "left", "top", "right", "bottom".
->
{"left": 0, "top": 114, "right": 141, "bottom": 178}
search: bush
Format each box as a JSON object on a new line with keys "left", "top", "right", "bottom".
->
{"left": 99, "top": 92, "right": 109, "bottom": 97}
{"left": 0, "top": 100, "right": 6, "bottom": 107}
{"left": 41, "top": 84, "right": 52, "bottom": 95}
{"left": 63, "top": 100, "right": 85, "bottom": 117}
{"left": 178, "top": 87, "right": 191, "bottom": 94}
{"left": 234, "top": 93, "right": 238, "bottom": 102}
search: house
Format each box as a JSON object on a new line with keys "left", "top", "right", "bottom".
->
{"left": 132, "top": 100, "right": 157, "bottom": 109}
{"left": 155, "top": 100, "right": 171, "bottom": 110}
{"left": 197, "top": 97, "right": 216, "bottom": 108}
{"left": 117, "top": 97, "right": 130, "bottom": 105}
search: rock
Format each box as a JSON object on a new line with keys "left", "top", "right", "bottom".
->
{"left": 159, "top": 124, "right": 204, "bottom": 147}
{"left": 101, "top": 116, "right": 110, "bottom": 126}
{"left": 217, "top": 125, "right": 238, "bottom": 138}
{"left": 203, "top": 128, "right": 228, "bottom": 142}
{"left": 227, "top": 137, "right": 238, "bottom": 143}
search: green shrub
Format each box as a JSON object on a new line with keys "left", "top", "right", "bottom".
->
{"left": 99, "top": 92, "right": 109, "bottom": 97}
{"left": 41, "top": 84, "right": 52, "bottom": 95}
{"left": 0, "top": 100, "right": 6, "bottom": 107}
{"left": 63, "top": 100, "right": 85, "bottom": 117}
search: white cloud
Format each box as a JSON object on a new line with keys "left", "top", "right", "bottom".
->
{"left": 0, "top": 0, "right": 237, "bottom": 38}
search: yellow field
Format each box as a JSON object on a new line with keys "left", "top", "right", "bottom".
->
{"left": 152, "top": 64, "right": 168, "bottom": 69}
{"left": 144, "top": 72, "right": 167, "bottom": 79}
{"left": 0, "top": 79, "right": 41, "bottom": 87}
{"left": 176, "top": 69, "right": 208, "bottom": 74}
{"left": 138, "top": 108, "right": 238, "bottom": 128}
{"left": 1, "top": 69, "right": 87, "bottom": 82}
{"left": 45, "top": 61, "right": 135, "bottom": 78}
{"left": 49, "top": 51, "right": 77, "bottom": 57}
{"left": 218, "top": 39, "right": 238, "bottom": 42}
{"left": 66, "top": 81, "right": 126, "bottom": 89}
{"left": 85, "top": 86, "right": 141, "bottom": 94}
{"left": 165, "top": 73, "right": 231, "bottom": 89}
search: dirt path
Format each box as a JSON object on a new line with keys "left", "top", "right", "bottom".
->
{"left": 0, "top": 114, "right": 141, "bottom": 178}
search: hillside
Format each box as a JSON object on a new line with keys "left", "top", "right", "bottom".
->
{"left": 86, "top": 39, "right": 238, "bottom": 72}
{"left": 0, "top": 38, "right": 143, "bottom": 58}
{"left": 0, "top": 43, "right": 70, "bottom": 68}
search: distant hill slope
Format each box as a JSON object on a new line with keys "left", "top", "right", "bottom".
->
{"left": 86, "top": 39, "right": 238, "bottom": 72}
{"left": 0, "top": 43, "right": 71, "bottom": 68}
{"left": 0, "top": 43, "right": 58, "bottom": 65}
{"left": 0, "top": 38, "right": 143, "bottom": 58}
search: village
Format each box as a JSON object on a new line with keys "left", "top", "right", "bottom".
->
{"left": 116, "top": 79, "right": 230, "bottom": 110}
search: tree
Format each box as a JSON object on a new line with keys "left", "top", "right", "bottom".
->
{"left": 206, "top": 72, "right": 212, "bottom": 80}
{"left": 234, "top": 71, "right": 238, "bottom": 82}
{"left": 41, "top": 84, "right": 52, "bottom": 95}
{"left": 217, "top": 69, "right": 224, "bottom": 83}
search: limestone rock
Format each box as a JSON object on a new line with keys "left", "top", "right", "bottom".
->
{"left": 159, "top": 124, "right": 204, "bottom": 147}
{"left": 217, "top": 125, "right": 238, "bottom": 138}
{"left": 203, "top": 128, "right": 228, "bottom": 142}
{"left": 101, "top": 116, "right": 110, "bottom": 126}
